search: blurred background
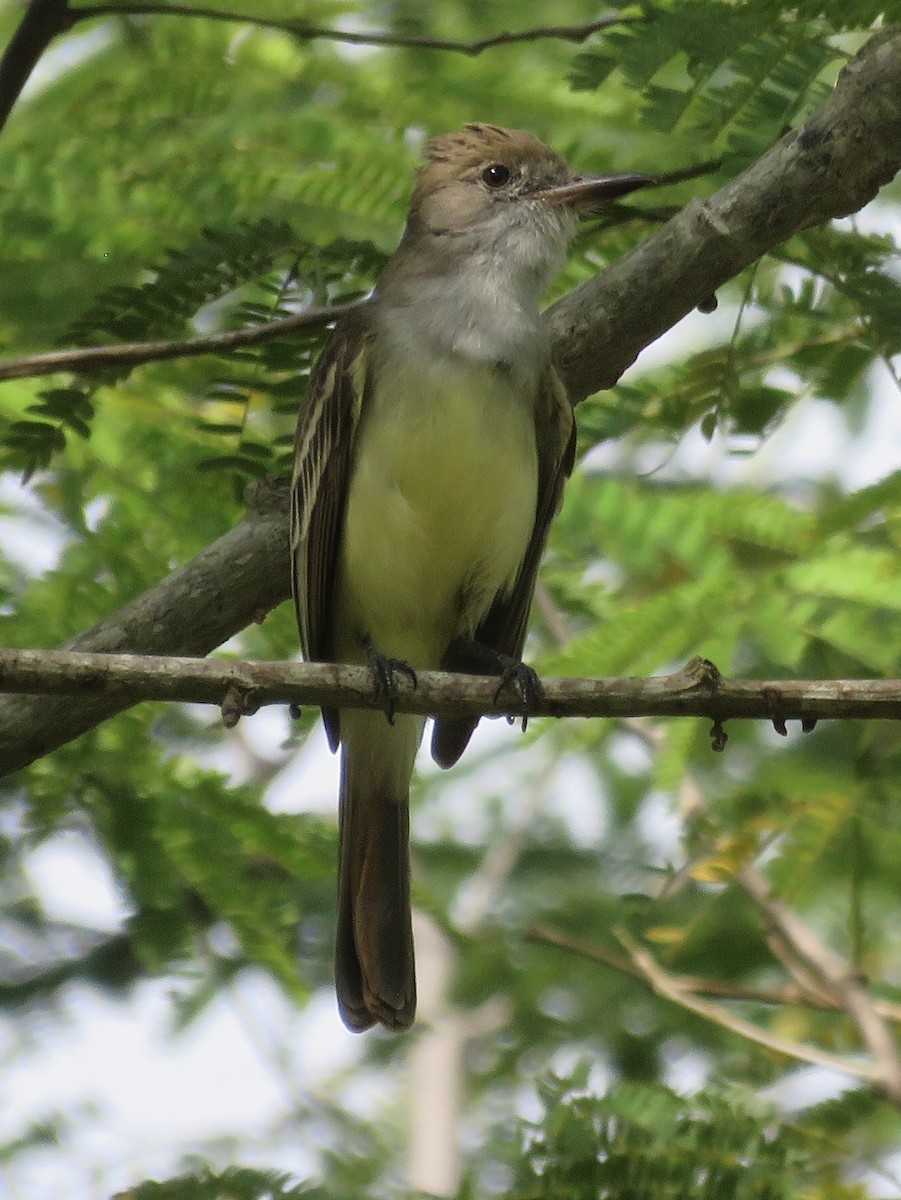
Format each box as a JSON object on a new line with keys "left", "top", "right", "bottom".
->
{"left": 0, "top": 2, "right": 900, "bottom": 1197}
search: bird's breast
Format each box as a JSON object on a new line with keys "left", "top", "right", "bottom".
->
{"left": 336, "top": 352, "right": 539, "bottom": 667}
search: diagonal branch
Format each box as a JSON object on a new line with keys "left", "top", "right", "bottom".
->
{"left": 548, "top": 23, "right": 901, "bottom": 401}
{"left": 0, "top": 0, "right": 76, "bottom": 132}
{"left": 527, "top": 923, "right": 901, "bottom": 1024}
{"left": 613, "top": 928, "right": 887, "bottom": 1092}
{"left": 738, "top": 864, "right": 901, "bottom": 1105}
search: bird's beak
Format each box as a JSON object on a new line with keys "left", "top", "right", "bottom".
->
{"left": 533, "top": 172, "right": 655, "bottom": 209}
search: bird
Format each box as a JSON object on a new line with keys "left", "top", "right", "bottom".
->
{"left": 291, "top": 123, "right": 651, "bottom": 1032}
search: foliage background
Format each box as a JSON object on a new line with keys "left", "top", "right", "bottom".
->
{"left": 0, "top": 0, "right": 900, "bottom": 1196}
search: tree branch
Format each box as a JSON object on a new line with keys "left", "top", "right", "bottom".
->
{"left": 738, "top": 864, "right": 901, "bottom": 1105}
{"left": 549, "top": 23, "right": 901, "bottom": 400}
{"left": 1, "top": 648, "right": 900, "bottom": 780}
{"left": 0, "top": 301, "right": 360, "bottom": 382}
{"left": 527, "top": 923, "right": 901, "bottom": 1024}
{"left": 0, "top": 0, "right": 75, "bottom": 132}
{"left": 72, "top": 4, "right": 637, "bottom": 54}
{"left": 0, "top": 477, "right": 290, "bottom": 777}
{"left": 612, "top": 928, "right": 886, "bottom": 1093}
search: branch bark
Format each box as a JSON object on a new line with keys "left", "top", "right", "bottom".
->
{"left": 548, "top": 23, "right": 901, "bottom": 400}
{"left": 1, "top": 647, "right": 900, "bottom": 779}
{"left": 0, "top": 648, "right": 900, "bottom": 721}
{"left": 0, "top": 478, "right": 290, "bottom": 777}
{"left": 0, "top": 0, "right": 75, "bottom": 132}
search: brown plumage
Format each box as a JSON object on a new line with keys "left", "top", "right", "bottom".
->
{"left": 291, "top": 125, "right": 650, "bottom": 1031}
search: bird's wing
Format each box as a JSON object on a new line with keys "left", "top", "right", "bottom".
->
{"left": 432, "top": 362, "right": 576, "bottom": 768}
{"left": 291, "top": 307, "right": 370, "bottom": 750}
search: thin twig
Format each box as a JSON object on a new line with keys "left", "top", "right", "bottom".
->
{"left": 738, "top": 864, "right": 901, "bottom": 1104}
{"left": 0, "top": 301, "right": 359, "bottom": 382}
{"left": 614, "top": 927, "right": 883, "bottom": 1087}
{"left": 72, "top": 5, "right": 639, "bottom": 54}
{"left": 528, "top": 923, "right": 901, "bottom": 1023}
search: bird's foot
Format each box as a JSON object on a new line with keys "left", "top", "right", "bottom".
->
{"left": 365, "top": 642, "right": 417, "bottom": 725}
{"left": 493, "top": 655, "right": 543, "bottom": 732}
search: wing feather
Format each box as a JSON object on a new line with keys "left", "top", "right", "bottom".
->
{"left": 291, "top": 308, "right": 371, "bottom": 748}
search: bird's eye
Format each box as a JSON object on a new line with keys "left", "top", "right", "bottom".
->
{"left": 481, "top": 163, "right": 511, "bottom": 188}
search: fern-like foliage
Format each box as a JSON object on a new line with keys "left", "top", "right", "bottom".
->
{"left": 509, "top": 1072, "right": 864, "bottom": 1200}
{"left": 571, "top": 1, "right": 881, "bottom": 163}
{"left": 1, "top": 223, "right": 387, "bottom": 479}
{"left": 120, "top": 1167, "right": 324, "bottom": 1200}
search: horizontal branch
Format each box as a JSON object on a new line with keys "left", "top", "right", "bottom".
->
{"left": 0, "top": 301, "right": 359, "bottom": 382}
{"left": 0, "top": 477, "right": 291, "bottom": 778}
{"left": 72, "top": 5, "right": 635, "bottom": 55}
{"left": 0, "top": 648, "right": 898, "bottom": 732}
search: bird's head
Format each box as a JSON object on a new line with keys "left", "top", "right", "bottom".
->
{"left": 407, "top": 122, "right": 652, "bottom": 243}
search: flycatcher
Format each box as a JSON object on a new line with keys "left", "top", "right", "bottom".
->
{"left": 292, "top": 123, "right": 651, "bottom": 1032}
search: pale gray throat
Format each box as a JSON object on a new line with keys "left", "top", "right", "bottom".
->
{"left": 372, "top": 213, "right": 569, "bottom": 387}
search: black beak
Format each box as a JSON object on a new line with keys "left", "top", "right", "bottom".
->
{"left": 534, "top": 172, "right": 655, "bottom": 208}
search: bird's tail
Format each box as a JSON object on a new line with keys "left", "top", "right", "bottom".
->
{"left": 335, "top": 709, "right": 423, "bottom": 1031}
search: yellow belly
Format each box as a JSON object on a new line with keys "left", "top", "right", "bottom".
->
{"left": 336, "top": 357, "right": 538, "bottom": 668}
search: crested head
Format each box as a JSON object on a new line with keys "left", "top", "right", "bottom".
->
{"left": 419, "top": 123, "right": 573, "bottom": 199}
{"left": 402, "top": 123, "right": 651, "bottom": 247}
{"left": 407, "top": 123, "right": 575, "bottom": 239}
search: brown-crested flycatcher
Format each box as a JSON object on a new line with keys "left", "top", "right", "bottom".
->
{"left": 292, "top": 124, "right": 651, "bottom": 1032}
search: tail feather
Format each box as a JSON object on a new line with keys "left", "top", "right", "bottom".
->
{"left": 335, "top": 711, "right": 421, "bottom": 1031}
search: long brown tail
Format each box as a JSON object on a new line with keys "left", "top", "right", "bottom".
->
{"left": 334, "top": 710, "right": 421, "bottom": 1031}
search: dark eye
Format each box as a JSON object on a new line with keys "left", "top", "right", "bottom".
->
{"left": 481, "top": 163, "right": 511, "bottom": 188}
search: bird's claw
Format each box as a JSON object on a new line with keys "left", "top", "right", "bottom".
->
{"left": 493, "top": 657, "right": 543, "bottom": 732}
{"left": 367, "top": 648, "right": 417, "bottom": 725}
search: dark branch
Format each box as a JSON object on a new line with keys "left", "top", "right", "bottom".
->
{"left": 72, "top": 4, "right": 637, "bottom": 54}
{"left": 0, "top": 0, "right": 76, "bottom": 133}
{"left": 549, "top": 24, "right": 901, "bottom": 401}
